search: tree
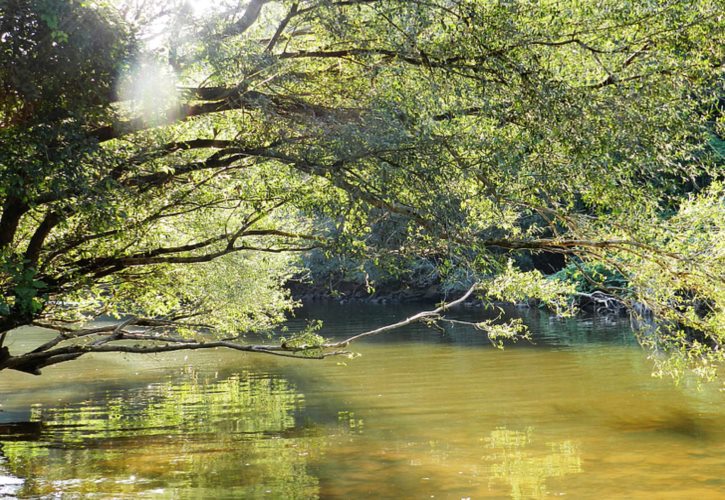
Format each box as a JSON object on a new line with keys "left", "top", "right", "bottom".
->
{"left": 0, "top": 0, "right": 722, "bottom": 379}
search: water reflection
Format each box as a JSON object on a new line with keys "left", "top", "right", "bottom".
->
{"left": 484, "top": 427, "right": 581, "bottom": 499}
{"left": 0, "top": 369, "right": 325, "bottom": 497}
{"left": 1, "top": 305, "right": 725, "bottom": 498}
{"left": 0, "top": 453, "right": 24, "bottom": 497}
{"left": 290, "top": 302, "right": 637, "bottom": 348}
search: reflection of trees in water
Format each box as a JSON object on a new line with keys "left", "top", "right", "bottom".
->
{"left": 0, "top": 444, "right": 24, "bottom": 497}
{"left": 0, "top": 370, "right": 325, "bottom": 497}
{"left": 484, "top": 427, "right": 581, "bottom": 499}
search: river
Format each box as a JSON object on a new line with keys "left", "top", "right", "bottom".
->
{"left": 1, "top": 303, "right": 724, "bottom": 498}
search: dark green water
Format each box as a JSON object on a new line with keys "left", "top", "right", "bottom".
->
{"left": 1, "top": 304, "right": 724, "bottom": 498}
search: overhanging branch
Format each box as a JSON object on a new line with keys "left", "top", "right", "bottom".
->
{"left": 1, "top": 285, "right": 482, "bottom": 375}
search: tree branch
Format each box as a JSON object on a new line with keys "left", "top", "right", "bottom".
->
{"left": 0, "top": 197, "right": 29, "bottom": 249}
{"left": 323, "top": 282, "right": 480, "bottom": 347}
{"left": 222, "top": 0, "right": 272, "bottom": 38}
{"left": 1, "top": 283, "right": 481, "bottom": 374}
{"left": 265, "top": 2, "right": 298, "bottom": 52}
{"left": 92, "top": 89, "right": 354, "bottom": 142}
{"left": 24, "top": 210, "right": 62, "bottom": 266}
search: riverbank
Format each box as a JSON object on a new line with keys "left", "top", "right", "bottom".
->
{"left": 288, "top": 280, "right": 444, "bottom": 304}
{"left": 288, "top": 279, "right": 630, "bottom": 317}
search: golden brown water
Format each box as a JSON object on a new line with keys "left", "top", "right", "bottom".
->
{"left": 1, "top": 304, "right": 724, "bottom": 498}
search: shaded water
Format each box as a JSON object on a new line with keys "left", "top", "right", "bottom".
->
{"left": 1, "top": 304, "right": 724, "bottom": 498}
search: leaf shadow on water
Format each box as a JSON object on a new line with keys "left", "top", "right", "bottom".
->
{"left": 608, "top": 408, "right": 715, "bottom": 441}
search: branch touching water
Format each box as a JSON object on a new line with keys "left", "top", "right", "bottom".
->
{"left": 0, "top": 285, "right": 481, "bottom": 375}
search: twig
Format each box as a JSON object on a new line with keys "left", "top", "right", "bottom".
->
{"left": 323, "top": 283, "right": 480, "bottom": 348}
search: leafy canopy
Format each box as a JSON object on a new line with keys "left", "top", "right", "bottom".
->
{"left": 0, "top": 0, "right": 722, "bottom": 379}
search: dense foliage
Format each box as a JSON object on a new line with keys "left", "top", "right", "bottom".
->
{"left": 0, "top": 0, "right": 722, "bottom": 380}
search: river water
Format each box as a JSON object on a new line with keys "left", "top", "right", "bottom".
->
{"left": 1, "top": 304, "right": 724, "bottom": 498}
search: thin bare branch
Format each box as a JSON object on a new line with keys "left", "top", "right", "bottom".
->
{"left": 323, "top": 282, "right": 480, "bottom": 347}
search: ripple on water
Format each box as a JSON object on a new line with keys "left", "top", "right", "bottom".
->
{"left": 1, "top": 305, "right": 724, "bottom": 498}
